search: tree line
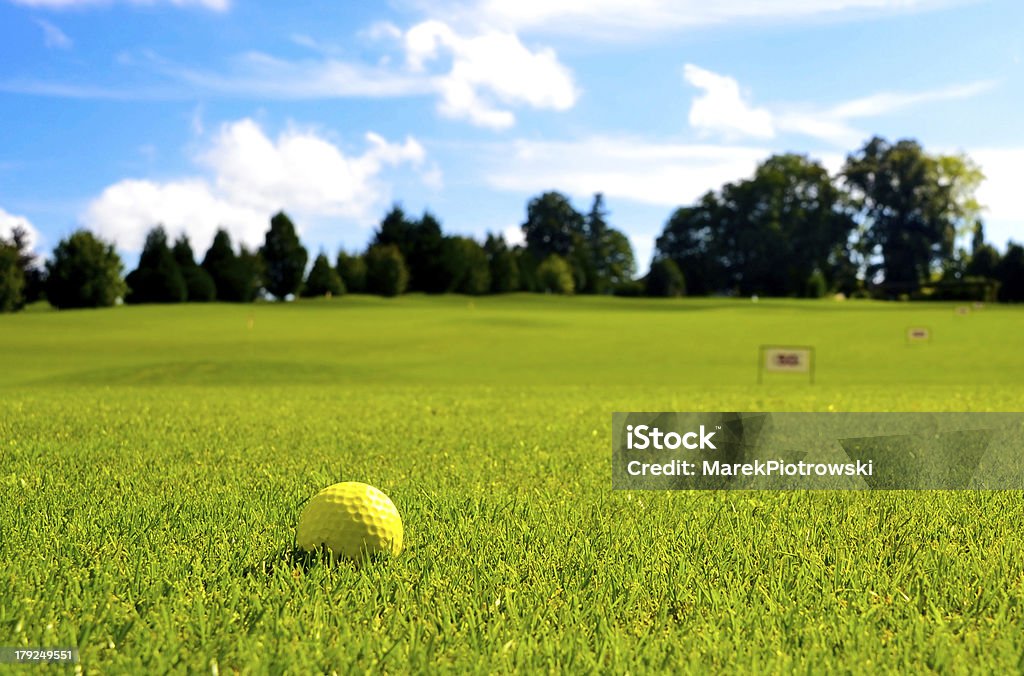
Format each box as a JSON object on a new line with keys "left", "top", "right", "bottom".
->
{"left": 1, "top": 134, "right": 1022, "bottom": 312}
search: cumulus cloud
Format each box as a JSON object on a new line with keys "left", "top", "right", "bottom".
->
{"left": 683, "top": 64, "right": 995, "bottom": 146}
{"left": 683, "top": 64, "right": 774, "bottom": 140}
{"left": 11, "top": 0, "right": 228, "bottom": 10}
{"left": 971, "top": 148, "right": 1024, "bottom": 247}
{"left": 84, "top": 118, "right": 428, "bottom": 253}
{"left": 404, "top": 20, "right": 579, "bottom": 128}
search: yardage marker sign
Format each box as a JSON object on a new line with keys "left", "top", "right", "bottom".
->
{"left": 758, "top": 345, "right": 815, "bottom": 384}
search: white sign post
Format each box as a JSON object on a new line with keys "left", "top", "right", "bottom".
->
{"left": 758, "top": 345, "right": 815, "bottom": 384}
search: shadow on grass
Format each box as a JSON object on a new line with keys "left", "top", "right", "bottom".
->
{"left": 243, "top": 545, "right": 396, "bottom": 578}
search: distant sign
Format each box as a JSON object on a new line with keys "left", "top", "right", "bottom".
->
{"left": 906, "top": 327, "right": 931, "bottom": 343}
{"left": 759, "top": 345, "right": 815, "bottom": 384}
{"left": 955, "top": 306, "right": 971, "bottom": 316}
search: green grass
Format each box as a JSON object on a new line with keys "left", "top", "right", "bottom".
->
{"left": 2, "top": 295, "right": 1023, "bottom": 673}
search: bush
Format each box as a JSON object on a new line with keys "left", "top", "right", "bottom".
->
{"left": 537, "top": 254, "right": 575, "bottom": 294}
{"left": 45, "top": 230, "right": 127, "bottom": 309}
{"left": 804, "top": 269, "right": 827, "bottom": 298}
{"left": 645, "top": 258, "right": 685, "bottom": 297}
{"left": 612, "top": 280, "right": 645, "bottom": 297}
{"left": 365, "top": 245, "right": 409, "bottom": 297}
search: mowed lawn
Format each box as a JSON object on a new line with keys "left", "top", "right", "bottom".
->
{"left": 2, "top": 295, "right": 1024, "bottom": 673}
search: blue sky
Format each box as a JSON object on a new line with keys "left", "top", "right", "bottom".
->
{"left": 1, "top": 0, "right": 1022, "bottom": 273}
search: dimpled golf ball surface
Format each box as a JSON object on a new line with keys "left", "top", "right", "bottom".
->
{"left": 296, "top": 482, "right": 403, "bottom": 561}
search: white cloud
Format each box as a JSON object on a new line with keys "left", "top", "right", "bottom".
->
{"left": 84, "top": 118, "right": 428, "bottom": 253}
{"left": 12, "top": 0, "right": 228, "bottom": 10}
{"left": 502, "top": 224, "right": 525, "bottom": 246}
{"left": 971, "top": 148, "right": 1024, "bottom": 247}
{"left": 170, "top": 52, "right": 434, "bottom": 99}
{"left": 404, "top": 20, "right": 578, "bottom": 128}
{"left": 484, "top": 136, "right": 770, "bottom": 206}
{"left": 429, "top": 0, "right": 966, "bottom": 39}
{"left": 35, "top": 19, "right": 72, "bottom": 49}
{"left": 683, "top": 64, "right": 774, "bottom": 140}
{"left": 0, "top": 208, "right": 42, "bottom": 253}
{"left": 683, "top": 64, "right": 995, "bottom": 146}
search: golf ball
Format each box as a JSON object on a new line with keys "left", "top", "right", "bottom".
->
{"left": 296, "top": 482, "right": 403, "bottom": 561}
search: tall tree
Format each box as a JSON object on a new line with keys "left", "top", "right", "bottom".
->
{"left": 125, "top": 226, "right": 187, "bottom": 304}
{"left": 260, "top": 211, "right": 308, "bottom": 300}
{"left": 484, "top": 233, "right": 519, "bottom": 293}
{"left": 202, "top": 230, "right": 262, "bottom": 302}
{"left": 842, "top": 137, "right": 981, "bottom": 295}
{"left": 0, "top": 239, "right": 23, "bottom": 312}
{"left": 580, "top": 194, "right": 637, "bottom": 293}
{"left": 202, "top": 229, "right": 238, "bottom": 300}
{"left": 996, "top": 243, "right": 1024, "bottom": 302}
{"left": 656, "top": 155, "right": 852, "bottom": 296}
{"left": 45, "top": 230, "right": 126, "bottom": 309}
{"left": 522, "top": 192, "right": 585, "bottom": 260}
{"left": 965, "top": 222, "right": 1001, "bottom": 280}
{"left": 441, "top": 236, "right": 491, "bottom": 295}
{"left": 371, "top": 207, "right": 446, "bottom": 292}
{"left": 172, "top": 234, "right": 216, "bottom": 302}
{"left": 655, "top": 192, "right": 726, "bottom": 296}
{"left": 3, "top": 226, "right": 45, "bottom": 305}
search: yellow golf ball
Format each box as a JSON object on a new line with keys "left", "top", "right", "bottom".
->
{"left": 296, "top": 482, "right": 403, "bottom": 561}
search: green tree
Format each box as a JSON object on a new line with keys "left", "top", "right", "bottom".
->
{"left": 365, "top": 244, "right": 409, "bottom": 297}
{"left": 302, "top": 253, "right": 345, "bottom": 297}
{"left": 441, "top": 236, "right": 491, "bottom": 295}
{"left": 125, "top": 226, "right": 187, "bottom": 304}
{"left": 656, "top": 155, "right": 853, "bottom": 297}
{"left": 45, "top": 230, "right": 126, "bottom": 309}
{"left": 842, "top": 137, "right": 981, "bottom": 295}
{"left": 336, "top": 251, "right": 367, "bottom": 293}
{"left": 655, "top": 192, "right": 728, "bottom": 296}
{"left": 236, "top": 246, "right": 265, "bottom": 302}
{"left": 371, "top": 206, "right": 446, "bottom": 292}
{"left": 645, "top": 258, "right": 686, "bottom": 297}
{"left": 483, "top": 233, "right": 519, "bottom": 293}
{"left": 965, "top": 222, "right": 1001, "bottom": 280}
{"left": 536, "top": 254, "right": 575, "bottom": 294}
{"left": 805, "top": 269, "right": 827, "bottom": 298}
{"left": 201, "top": 230, "right": 262, "bottom": 302}
{"left": 522, "top": 192, "right": 585, "bottom": 260}
{"left": 996, "top": 243, "right": 1024, "bottom": 302}
{"left": 202, "top": 229, "right": 238, "bottom": 300}
{"left": 581, "top": 194, "right": 637, "bottom": 294}
{"left": 2, "top": 226, "right": 45, "bottom": 306}
{"left": 0, "top": 240, "right": 24, "bottom": 312}
{"left": 172, "top": 235, "right": 215, "bottom": 302}
{"left": 260, "top": 211, "right": 308, "bottom": 300}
